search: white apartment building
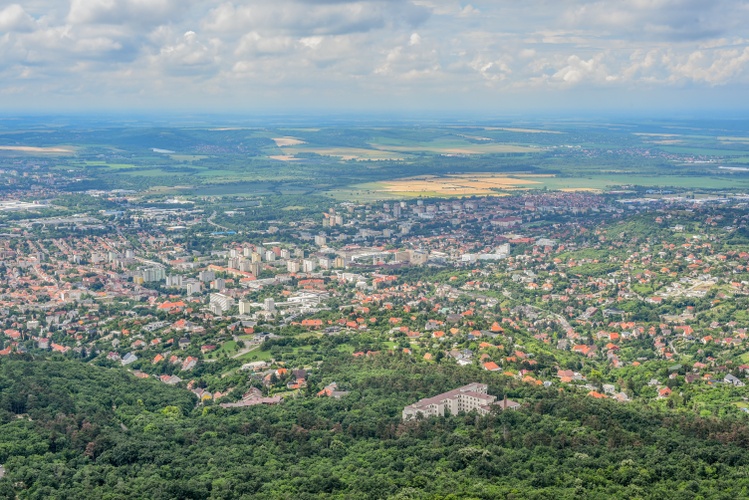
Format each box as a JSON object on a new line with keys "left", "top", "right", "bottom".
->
{"left": 302, "top": 259, "right": 317, "bottom": 273}
{"left": 287, "top": 260, "right": 301, "bottom": 273}
{"left": 186, "top": 281, "right": 202, "bottom": 296}
{"left": 402, "top": 383, "right": 519, "bottom": 420}
{"left": 210, "top": 293, "right": 235, "bottom": 312}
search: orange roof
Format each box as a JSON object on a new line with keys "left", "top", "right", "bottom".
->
{"left": 158, "top": 301, "right": 185, "bottom": 310}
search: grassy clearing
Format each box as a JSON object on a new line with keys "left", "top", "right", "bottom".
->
{"left": 215, "top": 340, "right": 238, "bottom": 355}
{"left": 237, "top": 347, "right": 274, "bottom": 362}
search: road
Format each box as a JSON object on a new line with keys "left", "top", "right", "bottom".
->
{"left": 668, "top": 340, "right": 680, "bottom": 356}
{"left": 232, "top": 343, "right": 262, "bottom": 359}
{"left": 529, "top": 305, "right": 573, "bottom": 332}
{"left": 207, "top": 212, "right": 230, "bottom": 231}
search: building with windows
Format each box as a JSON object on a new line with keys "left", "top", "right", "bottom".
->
{"left": 402, "top": 383, "right": 519, "bottom": 420}
{"left": 210, "top": 292, "right": 234, "bottom": 312}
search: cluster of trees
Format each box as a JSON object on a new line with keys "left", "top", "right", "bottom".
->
{"left": 2, "top": 355, "right": 749, "bottom": 498}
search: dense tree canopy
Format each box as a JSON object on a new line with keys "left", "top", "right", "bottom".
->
{"left": 1, "top": 356, "right": 749, "bottom": 499}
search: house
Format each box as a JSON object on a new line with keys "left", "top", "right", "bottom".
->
{"left": 317, "top": 382, "right": 349, "bottom": 398}
{"left": 159, "top": 374, "right": 182, "bottom": 385}
{"left": 483, "top": 361, "right": 500, "bottom": 372}
{"left": 181, "top": 356, "right": 198, "bottom": 371}
{"left": 121, "top": 352, "right": 138, "bottom": 366}
{"left": 725, "top": 374, "right": 745, "bottom": 387}
{"left": 572, "top": 344, "right": 596, "bottom": 357}
{"left": 658, "top": 387, "right": 672, "bottom": 399}
{"left": 301, "top": 318, "right": 323, "bottom": 329}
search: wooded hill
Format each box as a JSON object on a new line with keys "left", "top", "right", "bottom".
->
{"left": 1, "top": 355, "right": 748, "bottom": 499}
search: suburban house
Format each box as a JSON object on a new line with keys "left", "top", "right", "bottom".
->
{"left": 402, "top": 382, "right": 519, "bottom": 420}
{"left": 317, "top": 382, "right": 349, "bottom": 398}
{"left": 725, "top": 374, "right": 745, "bottom": 387}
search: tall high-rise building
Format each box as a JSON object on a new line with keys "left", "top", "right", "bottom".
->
{"left": 263, "top": 298, "right": 275, "bottom": 313}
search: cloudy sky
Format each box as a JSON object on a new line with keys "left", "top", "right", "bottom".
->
{"left": 1, "top": 0, "right": 749, "bottom": 114}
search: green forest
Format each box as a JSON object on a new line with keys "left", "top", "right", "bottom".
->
{"left": 2, "top": 355, "right": 749, "bottom": 499}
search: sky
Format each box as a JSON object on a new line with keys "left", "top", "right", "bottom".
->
{"left": 1, "top": 0, "right": 749, "bottom": 115}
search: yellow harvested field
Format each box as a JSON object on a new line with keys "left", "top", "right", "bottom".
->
{"left": 377, "top": 174, "right": 542, "bottom": 196}
{"left": 0, "top": 146, "right": 74, "bottom": 153}
{"left": 269, "top": 155, "right": 301, "bottom": 161}
{"left": 273, "top": 137, "right": 306, "bottom": 147}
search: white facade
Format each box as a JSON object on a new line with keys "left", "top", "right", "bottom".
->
{"left": 210, "top": 292, "right": 235, "bottom": 312}
{"left": 402, "top": 383, "right": 508, "bottom": 420}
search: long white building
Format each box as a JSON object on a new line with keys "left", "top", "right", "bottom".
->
{"left": 402, "top": 383, "right": 519, "bottom": 420}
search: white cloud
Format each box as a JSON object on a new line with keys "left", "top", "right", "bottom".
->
{"left": 0, "top": 4, "right": 36, "bottom": 33}
{"left": 668, "top": 47, "right": 749, "bottom": 85}
{"left": 235, "top": 32, "right": 295, "bottom": 57}
{"left": 202, "top": 1, "right": 428, "bottom": 37}
{"left": 152, "top": 31, "right": 222, "bottom": 76}
{"left": 551, "top": 54, "right": 611, "bottom": 85}
{"left": 1, "top": 0, "right": 749, "bottom": 111}
{"left": 67, "top": 0, "right": 188, "bottom": 26}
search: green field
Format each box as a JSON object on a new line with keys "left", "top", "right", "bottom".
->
{"left": 8, "top": 120, "right": 749, "bottom": 201}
